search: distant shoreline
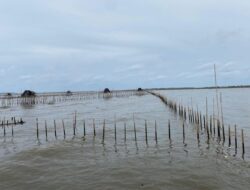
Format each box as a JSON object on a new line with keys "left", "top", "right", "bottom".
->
{"left": 146, "top": 85, "right": 250, "bottom": 91}
{"left": 1, "top": 85, "right": 250, "bottom": 95}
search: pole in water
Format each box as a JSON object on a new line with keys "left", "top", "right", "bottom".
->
{"left": 219, "top": 93, "right": 225, "bottom": 143}
{"left": 217, "top": 120, "right": 221, "bottom": 140}
{"left": 210, "top": 115, "right": 213, "bottom": 135}
{"left": 102, "top": 120, "right": 105, "bottom": 143}
{"left": 62, "top": 120, "right": 66, "bottom": 139}
{"left": 73, "top": 119, "right": 76, "bottom": 136}
{"left": 145, "top": 120, "right": 148, "bottom": 145}
{"left": 36, "top": 118, "right": 39, "bottom": 139}
{"left": 83, "top": 120, "right": 86, "bottom": 137}
{"left": 228, "top": 125, "right": 231, "bottom": 147}
{"left": 155, "top": 120, "right": 158, "bottom": 144}
{"left": 213, "top": 116, "right": 216, "bottom": 136}
{"left": 206, "top": 97, "right": 208, "bottom": 130}
{"left": 183, "top": 122, "right": 185, "bottom": 144}
{"left": 235, "top": 125, "right": 237, "bottom": 153}
{"left": 124, "top": 122, "right": 127, "bottom": 143}
{"left": 206, "top": 120, "right": 210, "bottom": 141}
{"left": 45, "top": 120, "right": 48, "bottom": 141}
{"left": 93, "top": 119, "right": 96, "bottom": 137}
{"left": 241, "top": 129, "right": 245, "bottom": 155}
{"left": 168, "top": 120, "right": 171, "bottom": 140}
{"left": 3, "top": 124, "right": 6, "bottom": 136}
{"left": 11, "top": 124, "right": 14, "bottom": 137}
{"left": 133, "top": 121, "right": 137, "bottom": 142}
{"left": 197, "top": 122, "right": 200, "bottom": 143}
{"left": 114, "top": 119, "right": 117, "bottom": 143}
{"left": 54, "top": 120, "right": 57, "bottom": 138}
{"left": 222, "top": 124, "right": 225, "bottom": 143}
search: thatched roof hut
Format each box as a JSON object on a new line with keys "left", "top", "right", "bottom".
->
{"left": 21, "top": 90, "right": 36, "bottom": 97}
{"left": 66, "top": 90, "right": 73, "bottom": 96}
{"left": 6, "top": 93, "right": 12, "bottom": 97}
{"left": 137, "top": 88, "right": 143, "bottom": 91}
{"left": 104, "top": 88, "right": 111, "bottom": 93}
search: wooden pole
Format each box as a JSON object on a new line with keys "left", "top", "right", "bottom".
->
{"left": 241, "top": 129, "right": 245, "bottom": 155}
{"left": 45, "top": 120, "right": 48, "bottom": 140}
{"left": 210, "top": 115, "right": 213, "bottom": 135}
{"left": 62, "top": 120, "right": 66, "bottom": 139}
{"left": 36, "top": 118, "right": 39, "bottom": 139}
{"left": 54, "top": 120, "right": 57, "bottom": 138}
{"left": 3, "top": 124, "right": 6, "bottom": 137}
{"left": 220, "top": 94, "right": 225, "bottom": 142}
{"left": 11, "top": 124, "right": 14, "bottom": 137}
{"left": 235, "top": 125, "right": 237, "bottom": 152}
{"left": 93, "top": 119, "right": 96, "bottom": 137}
{"left": 217, "top": 120, "right": 221, "bottom": 140}
{"left": 114, "top": 119, "right": 117, "bottom": 143}
{"left": 228, "top": 125, "right": 231, "bottom": 147}
{"left": 168, "top": 120, "right": 171, "bottom": 140}
{"left": 145, "top": 120, "right": 148, "bottom": 145}
{"left": 83, "top": 120, "right": 86, "bottom": 137}
{"left": 102, "top": 120, "right": 105, "bottom": 143}
{"left": 197, "top": 121, "right": 200, "bottom": 143}
{"left": 155, "top": 120, "right": 158, "bottom": 144}
{"left": 133, "top": 121, "right": 137, "bottom": 142}
{"left": 183, "top": 122, "right": 185, "bottom": 144}
{"left": 124, "top": 122, "right": 127, "bottom": 143}
{"left": 214, "top": 64, "right": 220, "bottom": 121}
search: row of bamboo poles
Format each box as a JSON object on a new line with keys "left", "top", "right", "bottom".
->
{"left": 148, "top": 91, "right": 246, "bottom": 156}
{"left": 0, "top": 117, "right": 24, "bottom": 126}
{"left": 0, "top": 117, "right": 24, "bottom": 137}
{"left": 0, "top": 90, "right": 145, "bottom": 107}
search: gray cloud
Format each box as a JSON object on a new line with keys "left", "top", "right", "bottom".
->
{"left": 0, "top": 0, "right": 250, "bottom": 92}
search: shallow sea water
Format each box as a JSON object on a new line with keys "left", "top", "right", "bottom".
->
{"left": 0, "top": 89, "right": 250, "bottom": 190}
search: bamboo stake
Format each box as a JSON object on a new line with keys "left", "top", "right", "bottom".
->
{"left": 124, "top": 122, "right": 126, "bottom": 143}
{"left": 210, "top": 115, "right": 213, "bottom": 135}
{"left": 45, "top": 120, "right": 48, "bottom": 140}
{"left": 54, "top": 120, "right": 57, "bottom": 138}
{"left": 217, "top": 120, "right": 221, "bottom": 140}
{"left": 183, "top": 122, "right": 185, "bottom": 144}
{"left": 222, "top": 124, "right": 225, "bottom": 143}
{"left": 197, "top": 121, "right": 200, "bottom": 143}
{"left": 102, "top": 120, "right": 105, "bottom": 143}
{"left": 228, "top": 125, "right": 231, "bottom": 147}
{"left": 220, "top": 93, "right": 225, "bottom": 143}
{"left": 155, "top": 120, "right": 158, "bottom": 144}
{"left": 133, "top": 119, "right": 137, "bottom": 142}
{"left": 145, "top": 120, "right": 148, "bottom": 145}
{"left": 235, "top": 125, "right": 237, "bottom": 152}
{"left": 206, "top": 97, "right": 208, "bottom": 130}
{"left": 83, "top": 120, "right": 86, "bottom": 137}
{"left": 114, "top": 118, "right": 117, "bottom": 143}
{"left": 36, "top": 118, "right": 39, "bottom": 139}
{"left": 168, "top": 120, "right": 171, "bottom": 140}
{"left": 3, "top": 123, "right": 6, "bottom": 136}
{"left": 62, "top": 120, "right": 66, "bottom": 139}
{"left": 214, "top": 64, "right": 220, "bottom": 121}
{"left": 93, "top": 119, "right": 96, "bottom": 137}
{"left": 241, "top": 129, "right": 245, "bottom": 155}
{"left": 11, "top": 124, "right": 14, "bottom": 137}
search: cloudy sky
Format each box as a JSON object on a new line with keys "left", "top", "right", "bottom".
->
{"left": 1, "top": 0, "right": 250, "bottom": 92}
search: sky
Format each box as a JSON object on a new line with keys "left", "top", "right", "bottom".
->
{"left": 1, "top": 0, "right": 250, "bottom": 92}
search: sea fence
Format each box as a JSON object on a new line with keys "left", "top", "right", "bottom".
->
{"left": 147, "top": 91, "right": 246, "bottom": 157}
{"left": 0, "top": 90, "right": 146, "bottom": 107}
{"left": 0, "top": 90, "right": 247, "bottom": 159}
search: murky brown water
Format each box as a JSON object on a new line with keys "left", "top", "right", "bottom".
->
{"left": 0, "top": 89, "right": 250, "bottom": 190}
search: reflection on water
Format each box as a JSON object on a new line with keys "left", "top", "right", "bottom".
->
{"left": 0, "top": 89, "right": 250, "bottom": 190}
